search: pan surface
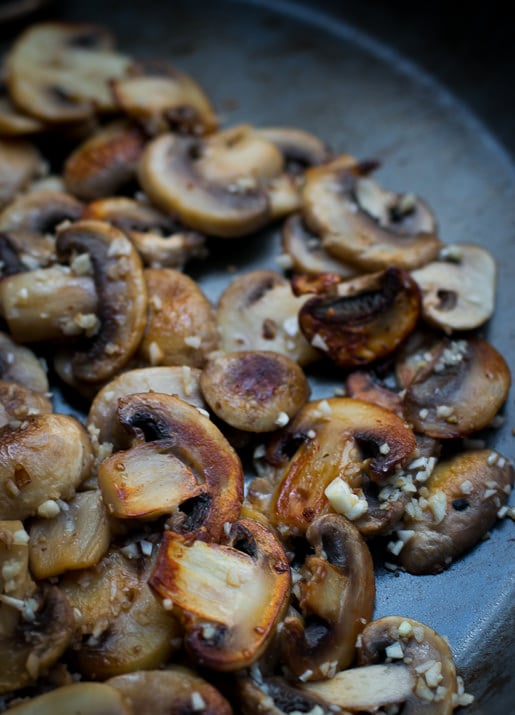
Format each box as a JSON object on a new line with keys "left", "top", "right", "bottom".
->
{"left": 3, "top": 0, "right": 515, "bottom": 711}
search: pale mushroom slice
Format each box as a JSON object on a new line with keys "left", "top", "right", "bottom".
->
{"left": 138, "top": 268, "right": 219, "bottom": 369}
{"left": 0, "top": 381, "right": 52, "bottom": 429}
{"left": 3, "top": 683, "right": 133, "bottom": 715}
{"left": 149, "top": 518, "right": 291, "bottom": 671}
{"left": 0, "top": 331, "right": 49, "bottom": 393}
{"left": 279, "top": 514, "right": 375, "bottom": 680}
{"left": 397, "top": 449, "right": 513, "bottom": 574}
{"left": 0, "top": 520, "right": 33, "bottom": 636}
{"left": 5, "top": 22, "right": 132, "bottom": 123}
{"left": 107, "top": 667, "right": 233, "bottom": 715}
{"left": 298, "top": 267, "right": 421, "bottom": 367}
{"left": 356, "top": 616, "right": 460, "bottom": 714}
{"left": 399, "top": 336, "right": 511, "bottom": 438}
{"left": 217, "top": 269, "right": 319, "bottom": 366}
{"left": 411, "top": 243, "right": 496, "bottom": 332}
{"left": 302, "top": 155, "right": 441, "bottom": 272}
{"left": 255, "top": 126, "right": 333, "bottom": 174}
{"left": 200, "top": 350, "right": 310, "bottom": 432}
{"left": 0, "top": 189, "right": 83, "bottom": 233}
{"left": 138, "top": 124, "right": 299, "bottom": 238}
{"left": 0, "top": 79, "right": 46, "bottom": 136}
{"left": 0, "top": 138, "right": 43, "bottom": 208}
{"left": 111, "top": 61, "right": 218, "bottom": 136}
{"left": 0, "top": 413, "right": 93, "bottom": 520}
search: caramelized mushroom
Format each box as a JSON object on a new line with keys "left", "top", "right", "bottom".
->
{"left": 0, "top": 381, "right": 52, "bottom": 429}
{"left": 0, "top": 189, "right": 83, "bottom": 234}
{"left": 280, "top": 514, "right": 375, "bottom": 680}
{"left": 150, "top": 518, "right": 290, "bottom": 671}
{"left": 3, "top": 682, "right": 132, "bottom": 715}
{"left": 298, "top": 267, "right": 421, "bottom": 367}
{"left": 302, "top": 155, "right": 441, "bottom": 271}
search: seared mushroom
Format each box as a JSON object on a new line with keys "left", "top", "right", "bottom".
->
{"left": 397, "top": 449, "right": 513, "bottom": 574}
{"left": 356, "top": 616, "right": 459, "bottom": 714}
{"left": 345, "top": 370, "right": 404, "bottom": 417}
{"left": 0, "top": 189, "right": 83, "bottom": 234}
{"left": 298, "top": 267, "right": 421, "bottom": 367}
{"left": 107, "top": 667, "right": 233, "bottom": 715}
{"left": 138, "top": 268, "right": 219, "bottom": 369}
{"left": 63, "top": 120, "right": 147, "bottom": 200}
{"left": 200, "top": 350, "right": 310, "bottom": 432}
{"left": 0, "top": 138, "right": 43, "bottom": 208}
{"left": 5, "top": 22, "right": 132, "bottom": 123}
{"left": 217, "top": 269, "right": 319, "bottom": 366}
{"left": 280, "top": 514, "right": 375, "bottom": 680}
{"left": 399, "top": 336, "right": 511, "bottom": 438}
{"left": 100, "top": 392, "right": 243, "bottom": 540}
{"left": 3, "top": 682, "right": 132, "bottom": 714}
{"left": 411, "top": 243, "right": 496, "bottom": 332}
{"left": 302, "top": 155, "right": 441, "bottom": 272}
{"left": 0, "top": 381, "right": 52, "bottom": 429}
{"left": 111, "top": 60, "right": 218, "bottom": 136}
{"left": 0, "top": 413, "right": 93, "bottom": 520}
{"left": 138, "top": 124, "right": 299, "bottom": 238}
{"left": 150, "top": 518, "right": 290, "bottom": 671}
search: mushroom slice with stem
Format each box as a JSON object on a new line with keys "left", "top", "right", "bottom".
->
{"left": 3, "top": 682, "right": 133, "bottom": 715}
{"left": 302, "top": 155, "right": 441, "bottom": 272}
{"left": 138, "top": 124, "right": 299, "bottom": 238}
{"left": 397, "top": 449, "right": 513, "bottom": 574}
{"left": 138, "top": 268, "right": 219, "bottom": 369}
{"left": 0, "top": 331, "right": 49, "bottom": 393}
{"left": 83, "top": 196, "right": 207, "bottom": 269}
{"left": 279, "top": 513, "right": 375, "bottom": 680}
{"left": 63, "top": 120, "right": 147, "bottom": 200}
{"left": 200, "top": 350, "right": 310, "bottom": 432}
{"left": 0, "top": 520, "right": 33, "bottom": 636}
{"left": 263, "top": 397, "right": 416, "bottom": 535}
{"left": 411, "top": 243, "right": 496, "bottom": 332}
{"left": 0, "top": 189, "right": 83, "bottom": 233}
{"left": 356, "top": 615, "right": 460, "bottom": 714}
{"left": 111, "top": 60, "right": 218, "bottom": 136}
{"left": 0, "top": 138, "right": 43, "bottom": 208}
{"left": 255, "top": 126, "right": 333, "bottom": 174}
{"left": 107, "top": 666, "right": 233, "bottom": 715}
{"left": 298, "top": 267, "right": 421, "bottom": 367}
{"left": 0, "top": 380, "right": 52, "bottom": 429}
{"left": 0, "top": 413, "right": 93, "bottom": 520}
{"left": 149, "top": 518, "right": 290, "bottom": 671}
{"left": 110, "top": 392, "right": 243, "bottom": 540}
{"left": 5, "top": 22, "right": 132, "bottom": 123}
{"left": 345, "top": 370, "right": 404, "bottom": 417}
{"left": 217, "top": 269, "right": 319, "bottom": 366}
{"left": 0, "top": 79, "right": 46, "bottom": 136}
{"left": 399, "top": 336, "right": 511, "bottom": 438}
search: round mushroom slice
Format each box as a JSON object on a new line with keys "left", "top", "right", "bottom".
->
{"left": 279, "top": 514, "right": 375, "bottom": 680}
{"left": 0, "top": 80, "right": 46, "bottom": 136}
{"left": 411, "top": 243, "right": 496, "bottom": 332}
{"left": 63, "top": 120, "right": 147, "bottom": 200}
{"left": 149, "top": 518, "right": 291, "bottom": 671}
{"left": 107, "top": 667, "right": 233, "bottom": 715}
{"left": 217, "top": 269, "right": 319, "bottom": 366}
{"left": 138, "top": 125, "right": 298, "bottom": 238}
{"left": 298, "top": 267, "right": 421, "bottom": 367}
{"left": 302, "top": 155, "right": 441, "bottom": 272}
{"left": 397, "top": 449, "right": 513, "bottom": 574}
{"left": 0, "top": 138, "right": 43, "bottom": 208}
{"left": 255, "top": 126, "right": 332, "bottom": 174}
{"left": 5, "top": 22, "right": 132, "bottom": 123}
{"left": 0, "top": 331, "right": 49, "bottom": 393}
{"left": 138, "top": 268, "right": 219, "bottom": 369}
{"left": 200, "top": 350, "right": 310, "bottom": 432}
{"left": 356, "top": 616, "right": 459, "bottom": 714}
{"left": 2, "top": 683, "right": 132, "bottom": 715}
{"left": 400, "top": 336, "right": 511, "bottom": 438}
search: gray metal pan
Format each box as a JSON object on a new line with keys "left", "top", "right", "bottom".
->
{"left": 3, "top": 0, "right": 514, "bottom": 712}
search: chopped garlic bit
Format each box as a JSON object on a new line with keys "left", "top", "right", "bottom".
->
{"left": 191, "top": 692, "right": 206, "bottom": 711}
{"left": 37, "top": 499, "right": 61, "bottom": 519}
{"left": 275, "top": 411, "right": 290, "bottom": 427}
{"left": 311, "top": 333, "right": 329, "bottom": 351}
{"left": 185, "top": 334, "right": 202, "bottom": 348}
{"left": 385, "top": 641, "right": 404, "bottom": 659}
{"left": 325, "top": 478, "right": 368, "bottom": 520}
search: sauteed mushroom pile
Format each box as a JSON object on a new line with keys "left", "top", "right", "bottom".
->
{"left": 0, "top": 19, "right": 513, "bottom": 714}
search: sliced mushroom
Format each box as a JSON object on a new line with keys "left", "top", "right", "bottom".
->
{"left": 0, "top": 413, "right": 93, "bottom": 520}
{"left": 0, "top": 520, "right": 33, "bottom": 636}
{"left": 357, "top": 616, "right": 459, "bottom": 714}
{"left": 87, "top": 365, "right": 205, "bottom": 449}
{"left": 397, "top": 449, "right": 513, "bottom": 574}
{"left": 63, "top": 120, "right": 147, "bottom": 200}
{"left": 0, "top": 189, "right": 83, "bottom": 234}
{"left": 150, "top": 518, "right": 290, "bottom": 671}
{"left": 217, "top": 269, "right": 319, "bottom": 366}
{"left": 60, "top": 547, "right": 181, "bottom": 679}
{"left": 345, "top": 370, "right": 404, "bottom": 417}
{"left": 0, "top": 331, "right": 49, "bottom": 392}
{"left": 411, "top": 243, "right": 496, "bottom": 332}
{"left": 0, "top": 138, "right": 43, "bottom": 208}
{"left": 138, "top": 124, "right": 299, "bottom": 238}
{"left": 107, "top": 667, "right": 233, "bottom": 715}
{"left": 110, "top": 392, "right": 243, "bottom": 540}
{"left": 138, "top": 268, "right": 219, "bottom": 369}
{"left": 280, "top": 513, "right": 375, "bottom": 680}
{"left": 302, "top": 155, "right": 441, "bottom": 272}
{"left": 255, "top": 126, "right": 332, "bottom": 173}
{"left": 111, "top": 60, "right": 218, "bottom": 136}
{"left": 5, "top": 22, "right": 132, "bottom": 123}
{"left": 200, "top": 350, "right": 310, "bottom": 432}
{"left": 83, "top": 196, "right": 207, "bottom": 269}
{"left": 0, "top": 80, "right": 46, "bottom": 136}
{"left": 264, "top": 397, "right": 416, "bottom": 535}
{"left": 3, "top": 682, "right": 133, "bottom": 715}
{"left": 400, "top": 336, "right": 511, "bottom": 438}
{"left": 298, "top": 267, "right": 421, "bottom": 367}
{"left": 0, "top": 380, "right": 52, "bottom": 429}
